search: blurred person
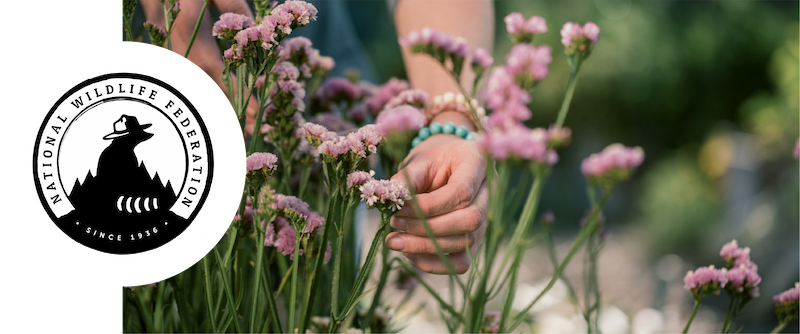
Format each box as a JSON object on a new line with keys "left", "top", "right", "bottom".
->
{"left": 141, "top": 0, "right": 493, "bottom": 274}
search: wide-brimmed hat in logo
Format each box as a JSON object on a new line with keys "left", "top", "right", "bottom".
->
{"left": 102, "top": 114, "right": 153, "bottom": 140}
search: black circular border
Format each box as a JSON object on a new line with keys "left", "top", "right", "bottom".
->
{"left": 33, "top": 73, "right": 215, "bottom": 255}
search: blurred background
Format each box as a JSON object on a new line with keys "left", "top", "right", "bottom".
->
{"left": 130, "top": 0, "right": 799, "bottom": 332}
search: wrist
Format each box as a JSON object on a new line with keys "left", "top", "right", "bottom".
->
{"left": 430, "top": 111, "right": 475, "bottom": 132}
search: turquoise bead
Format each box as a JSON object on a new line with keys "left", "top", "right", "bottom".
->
{"left": 466, "top": 132, "right": 478, "bottom": 141}
{"left": 429, "top": 122, "right": 442, "bottom": 135}
{"left": 442, "top": 121, "right": 455, "bottom": 134}
{"left": 418, "top": 127, "right": 431, "bottom": 140}
{"left": 411, "top": 137, "right": 422, "bottom": 148}
{"left": 455, "top": 125, "right": 468, "bottom": 138}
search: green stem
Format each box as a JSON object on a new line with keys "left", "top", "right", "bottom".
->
{"left": 299, "top": 194, "right": 343, "bottom": 332}
{"left": 506, "top": 194, "right": 611, "bottom": 332}
{"left": 331, "top": 214, "right": 392, "bottom": 333}
{"left": 153, "top": 279, "right": 166, "bottom": 332}
{"left": 770, "top": 317, "right": 796, "bottom": 334}
{"left": 183, "top": 0, "right": 208, "bottom": 58}
{"left": 202, "top": 255, "right": 219, "bottom": 333}
{"left": 721, "top": 295, "right": 736, "bottom": 333}
{"left": 261, "top": 251, "right": 283, "bottom": 333}
{"left": 249, "top": 198, "right": 265, "bottom": 333}
{"left": 683, "top": 297, "right": 704, "bottom": 333}
{"left": 364, "top": 243, "right": 391, "bottom": 328}
{"left": 287, "top": 230, "right": 302, "bottom": 333}
{"left": 555, "top": 60, "right": 582, "bottom": 128}
{"left": 132, "top": 290, "right": 156, "bottom": 333}
{"left": 545, "top": 224, "right": 580, "bottom": 313}
{"left": 248, "top": 80, "right": 275, "bottom": 156}
{"left": 213, "top": 247, "right": 242, "bottom": 333}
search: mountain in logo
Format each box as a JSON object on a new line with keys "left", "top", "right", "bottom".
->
{"left": 66, "top": 115, "right": 179, "bottom": 230}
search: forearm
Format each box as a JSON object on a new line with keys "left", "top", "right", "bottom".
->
{"left": 394, "top": 0, "right": 493, "bottom": 130}
{"left": 394, "top": 0, "right": 494, "bottom": 97}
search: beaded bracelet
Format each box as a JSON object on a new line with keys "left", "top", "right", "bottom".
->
{"left": 426, "top": 92, "right": 487, "bottom": 131}
{"left": 410, "top": 121, "right": 478, "bottom": 149}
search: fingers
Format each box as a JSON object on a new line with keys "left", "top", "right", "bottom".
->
{"left": 394, "top": 149, "right": 486, "bottom": 218}
{"left": 390, "top": 179, "right": 487, "bottom": 237}
{"left": 386, "top": 231, "right": 476, "bottom": 255}
{"left": 404, "top": 251, "right": 471, "bottom": 275}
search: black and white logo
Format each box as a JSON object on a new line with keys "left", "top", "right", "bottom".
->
{"left": 34, "top": 73, "right": 214, "bottom": 254}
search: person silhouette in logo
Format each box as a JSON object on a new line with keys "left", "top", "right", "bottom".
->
{"left": 69, "top": 114, "right": 177, "bottom": 229}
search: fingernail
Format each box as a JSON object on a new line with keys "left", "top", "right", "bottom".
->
{"left": 395, "top": 218, "right": 408, "bottom": 231}
{"left": 386, "top": 236, "right": 406, "bottom": 251}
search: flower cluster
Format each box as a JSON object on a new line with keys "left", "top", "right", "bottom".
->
{"left": 581, "top": 143, "right": 645, "bottom": 186}
{"left": 303, "top": 123, "right": 382, "bottom": 161}
{"left": 270, "top": 194, "right": 324, "bottom": 234}
{"left": 279, "top": 36, "right": 334, "bottom": 77}
{"left": 505, "top": 43, "right": 552, "bottom": 89}
{"left": 476, "top": 125, "right": 561, "bottom": 165}
{"left": 399, "top": 28, "right": 472, "bottom": 60}
{"left": 484, "top": 67, "right": 532, "bottom": 130}
{"left": 684, "top": 265, "right": 728, "bottom": 298}
{"left": 214, "top": 1, "right": 318, "bottom": 61}
{"left": 316, "top": 77, "right": 361, "bottom": 107}
{"left": 504, "top": 12, "right": 547, "bottom": 43}
{"left": 718, "top": 240, "right": 761, "bottom": 297}
{"left": 471, "top": 47, "right": 495, "bottom": 79}
{"left": 382, "top": 89, "right": 430, "bottom": 111}
{"left": 346, "top": 170, "right": 374, "bottom": 190}
{"left": 365, "top": 78, "right": 409, "bottom": 115}
{"left": 270, "top": 61, "right": 307, "bottom": 111}
{"left": 358, "top": 179, "right": 411, "bottom": 213}
{"left": 774, "top": 283, "right": 800, "bottom": 306}
{"left": 375, "top": 105, "right": 427, "bottom": 137}
{"left": 561, "top": 22, "right": 600, "bottom": 57}
{"left": 246, "top": 152, "right": 278, "bottom": 192}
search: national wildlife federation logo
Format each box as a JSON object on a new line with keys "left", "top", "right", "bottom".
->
{"left": 33, "top": 73, "right": 214, "bottom": 254}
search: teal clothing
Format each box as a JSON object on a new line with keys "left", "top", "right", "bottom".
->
{"left": 293, "top": 0, "right": 380, "bottom": 83}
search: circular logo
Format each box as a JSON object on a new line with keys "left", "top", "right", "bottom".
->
{"left": 33, "top": 73, "right": 214, "bottom": 254}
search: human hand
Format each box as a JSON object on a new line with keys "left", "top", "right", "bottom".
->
{"left": 387, "top": 131, "right": 488, "bottom": 274}
{"left": 141, "top": 0, "right": 260, "bottom": 135}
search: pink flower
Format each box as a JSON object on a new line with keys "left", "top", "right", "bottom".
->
{"left": 317, "top": 55, "right": 335, "bottom": 71}
{"left": 399, "top": 28, "right": 471, "bottom": 58}
{"left": 274, "top": 225, "right": 302, "bottom": 258}
{"left": 347, "top": 170, "right": 374, "bottom": 189}
{"left": 346, "top": 105, "right": 368, "bottom": 124}
{"left": 271, "top": 194, "right": 325, "bottom": 235}
{"left": 726, "top": 264, "right": 761, "bottom": 289}
{"left": 279, "top": 36, "right": 313, "bottom": 60}
{"left": 383, "top": 89, "right": 430, "bottom": 111}
{"left": 375, "top": 105, "right": 427, "bottom": 136}
{"left": 503, "top": 13, "right": 526, "bottom": 34}
{"left": 212, "top": 13, "right": 255, "bottom": 39}
{"left": 484, "top": 67, "right": 531, "bottom": 129}
{"left": 246, "top": 152, "right": 278, "bottom": 173}
{"left": 773, "top": 283, "right": 800, "bottom": 305}
{"left": 581, "top": 143, "right": 645, "bottom": 179}
{"left": 547, "top": 125, "right": 572, "bottom": 146}
{"left": 354, "top": 124, "right": 383, "bottom": 154}
{"left": 504, "top": 12, "right": 547, "bottom": 36}
{"left": 257, "top": 16, "right": 279, "bottom": 49}
{"left": 316, "top": 77, "right": 361, "bottom": 105}
{"left": 358, "top": 179, "right": 411, "bottom": 212}
{"left": 561, "top": 22, "right": 600, "bottom": 54}
{"left": 365, "top": 78, "right": 410, "bottom": 115}
{"left": 273, "top": 0, "right": 318, "bottom": 27}
{"left": 720, "top": 239, "right": 752, "bottom": 266}
{"left": 505, "top": 43, "right": 552, "bottom": 82}
{"left": 683, "top": 265, "right": 728, "bottom": 291}
{"left": 234, "top": 26, "right": 260, "bottom": 46}
{"left": 472, "top": 48, "right": 494, "bottom": 69}
{"left": 475, "top": 125, "right": 557, "bottom": 164}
